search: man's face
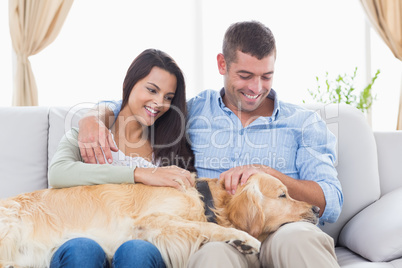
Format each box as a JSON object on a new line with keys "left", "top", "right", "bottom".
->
{"left": 218, "top": 50, "right": 275, "bottom": 114}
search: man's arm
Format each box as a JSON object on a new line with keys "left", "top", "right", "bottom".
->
{"left": 220, "top": 111, "right": 343, "bottom": 224}
{"left": 78, "top": 102, "right": 119, "bottom": 164}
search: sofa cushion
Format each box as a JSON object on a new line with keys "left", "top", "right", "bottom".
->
{"left": 0, "top": 106, "right": 49, "bottom": 197}
{"left": 336, "top": 247, "right": 399, "bottom": 268}
{"left": 339, "top": 187, "right": 402, "bottom": 262}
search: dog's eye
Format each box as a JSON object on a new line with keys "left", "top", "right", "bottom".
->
{"left": 279, "top": 193, "right": 286, "bottom": 198}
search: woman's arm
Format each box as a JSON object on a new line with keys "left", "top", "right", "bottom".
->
{"left": 48, "top": 128, "right": 135, "bottom": 188}
{"left": 48, "top": 128, "right": 195, "bottom": 189}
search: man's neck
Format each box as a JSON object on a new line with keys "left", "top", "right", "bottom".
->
{"left": 223, "top": 97, "right": 274, "bottom": 127}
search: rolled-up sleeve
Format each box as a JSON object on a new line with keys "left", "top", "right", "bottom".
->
{"left": 296, "top": 112, "right": 343, "bottom": 225}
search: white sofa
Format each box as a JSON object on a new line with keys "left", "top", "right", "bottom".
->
{"left": 1, "top": 103, "right": 402, "bottom": 267}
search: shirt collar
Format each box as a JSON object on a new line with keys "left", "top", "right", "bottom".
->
{"left": 217, "top": 88, "right": 280, "bottom": 120}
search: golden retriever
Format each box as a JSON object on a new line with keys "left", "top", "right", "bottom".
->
{"left": 0, "top": 173, "right": 319, "bottom": 268}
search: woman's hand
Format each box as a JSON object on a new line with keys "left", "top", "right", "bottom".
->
{"left": 134, "top": 166, "right": 195, "bottom": 190}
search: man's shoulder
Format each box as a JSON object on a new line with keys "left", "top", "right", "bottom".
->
{"left": 187, "top": 89, "right": 220, "bottom": 111}
{"left": 189, "top": 89, "right": 219, "bottom": 101}
{"left": 279, "top": 101, "right": 317, "bottom": 118}
{"left": 278, "top": 102, "right": 331, "bottom": 136}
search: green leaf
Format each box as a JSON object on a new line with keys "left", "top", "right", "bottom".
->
{"left": 307, "top": 67, "right": 380, "bottom": 113}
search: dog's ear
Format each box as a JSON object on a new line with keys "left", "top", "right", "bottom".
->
{"left": 226, "top": 181, "right": 265, "bottom": 238}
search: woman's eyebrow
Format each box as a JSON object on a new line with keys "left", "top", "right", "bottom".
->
{"left": 147, "top": 82, "right": 175, "bottom": 95}
{"left": 147, "top": 82, "right": 160, "bottom": 91}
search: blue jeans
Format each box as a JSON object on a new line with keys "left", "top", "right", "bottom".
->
{"left": 50, "top": 238, "right": 166, "bottom": 268}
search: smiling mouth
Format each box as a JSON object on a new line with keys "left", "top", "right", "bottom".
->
{"left": 242, "top": 93, "right": 260, "bottom": 100}
{"left": 145, "top": 106, "right": 159, "bottom": 116}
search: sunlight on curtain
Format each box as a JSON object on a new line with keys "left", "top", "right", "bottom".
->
{"left": 359, "top": 0, "right": 402, "bottom": 129}
{"left": 0, "top": 1, "right": 12, "bottom": 106}
{"left": 9, "top": 0, "right": 74, "bottom": 106}
{"left": 360, "top": 0, "right": 402, "bottom": 60}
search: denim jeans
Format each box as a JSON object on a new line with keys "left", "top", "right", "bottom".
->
{"left": 50, "top": 238, "right": 166, "bottom": 268}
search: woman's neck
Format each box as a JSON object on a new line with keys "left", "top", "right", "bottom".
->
{"left": 112, "top": 107, "right": 151, "bottom": 158}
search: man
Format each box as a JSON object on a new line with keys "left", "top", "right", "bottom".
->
{"left": 78, "top": 21, "right": 342, "bottom": 267}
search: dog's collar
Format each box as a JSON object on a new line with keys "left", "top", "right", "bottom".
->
{"left": 196, "top": 180, "right": 217, "bottom": 224}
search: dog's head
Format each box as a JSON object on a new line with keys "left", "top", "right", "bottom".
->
{"left": 225, "top": 173, "right": 319, "bottom": 241}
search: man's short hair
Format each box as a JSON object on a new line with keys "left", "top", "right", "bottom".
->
{"left": 223, "top": 21, "right": 276, "bottom": 68}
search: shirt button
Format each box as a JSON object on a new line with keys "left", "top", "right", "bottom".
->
{"left": 239, "top": 129, "right": 244, "bottom": 135}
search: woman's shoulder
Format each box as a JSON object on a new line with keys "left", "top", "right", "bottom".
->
{"left": 59, "top": 127, "right": 80, "bottom": 146}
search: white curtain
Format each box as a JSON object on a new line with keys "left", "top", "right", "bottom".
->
{"left": 359, "top": 0, "right": 402, "bottom": 129}
{"left": 9, "top": 0, "right": 74, "bottom": 106}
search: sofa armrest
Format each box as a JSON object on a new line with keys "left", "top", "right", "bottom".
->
{"left": 338, "top": 187, "right": 402, "bottom": 262}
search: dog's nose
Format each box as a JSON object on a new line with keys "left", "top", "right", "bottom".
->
{"left": 312, "top": 206, "right": 320, "bottom": 216}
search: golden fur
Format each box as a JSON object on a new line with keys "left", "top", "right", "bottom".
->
{"left": 0, "top": 173, "right": 318, "bottom": 268}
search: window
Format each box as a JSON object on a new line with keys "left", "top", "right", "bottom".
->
{"left": 1, "top": 0, "right": 400, "bottom": 130}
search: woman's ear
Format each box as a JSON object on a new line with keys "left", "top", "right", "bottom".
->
{"left": 217, "top": 53, "right": 227, "bottom": 75}
{"left": 226, "top": 184, "right": 265, "bottom": 238}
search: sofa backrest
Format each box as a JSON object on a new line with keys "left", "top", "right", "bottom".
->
{"left": 0, "top": 106, "right": 89, "bottom": 199}
{"left": 374, "top": 131, "right": 402, "bottom": 196}
{"left": 0, "top": 106, "right": 50, "bottom": 198}
{"left": 302, "top": 104, "right": 381, "bottom": 244}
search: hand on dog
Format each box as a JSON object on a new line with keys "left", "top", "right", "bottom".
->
{"left": 219, "top": 165, "right": 267, "bottom": 195}
{"left": 134, "top": 166, "right": 195, "bottom": 190}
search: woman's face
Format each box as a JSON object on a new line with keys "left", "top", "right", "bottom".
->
{"left": 126, "top": 66, "right": 177, "bottom": 126}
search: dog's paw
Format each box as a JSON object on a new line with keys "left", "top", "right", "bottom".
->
{"left": 226, "top": 238, "right": 260, "bottom": 255}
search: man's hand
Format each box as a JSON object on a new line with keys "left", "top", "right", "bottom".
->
{"left": 78, "top": 115, "right": 118, "bottom": 164}
{"left": 219, "top": 165, "right": 268, "bottom": 195}
{"left": 134, "top": 166, "right": 195, "bottom": 190}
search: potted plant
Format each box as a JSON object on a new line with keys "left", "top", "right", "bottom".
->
{"left": 304, "top": 67, "right": 380, "bottom": 114}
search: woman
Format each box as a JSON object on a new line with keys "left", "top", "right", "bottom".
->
{"left": 48, "top": 49, "right": 195, "bottom": 268}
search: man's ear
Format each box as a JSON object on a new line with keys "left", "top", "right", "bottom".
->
{"left": 217, "top": 53, "right": 227, "bottom": 75}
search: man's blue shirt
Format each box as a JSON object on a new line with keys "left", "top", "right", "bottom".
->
{"left": 107, "top": 88, "right": 343, "bottom": 225}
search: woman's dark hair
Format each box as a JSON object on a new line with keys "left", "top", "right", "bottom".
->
{"left": 121, "top": 49, "right": 194, "bottom": 171}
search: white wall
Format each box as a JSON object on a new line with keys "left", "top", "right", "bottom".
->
{"left": 0, "top": 0, "right": 401, "bottom": 130}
